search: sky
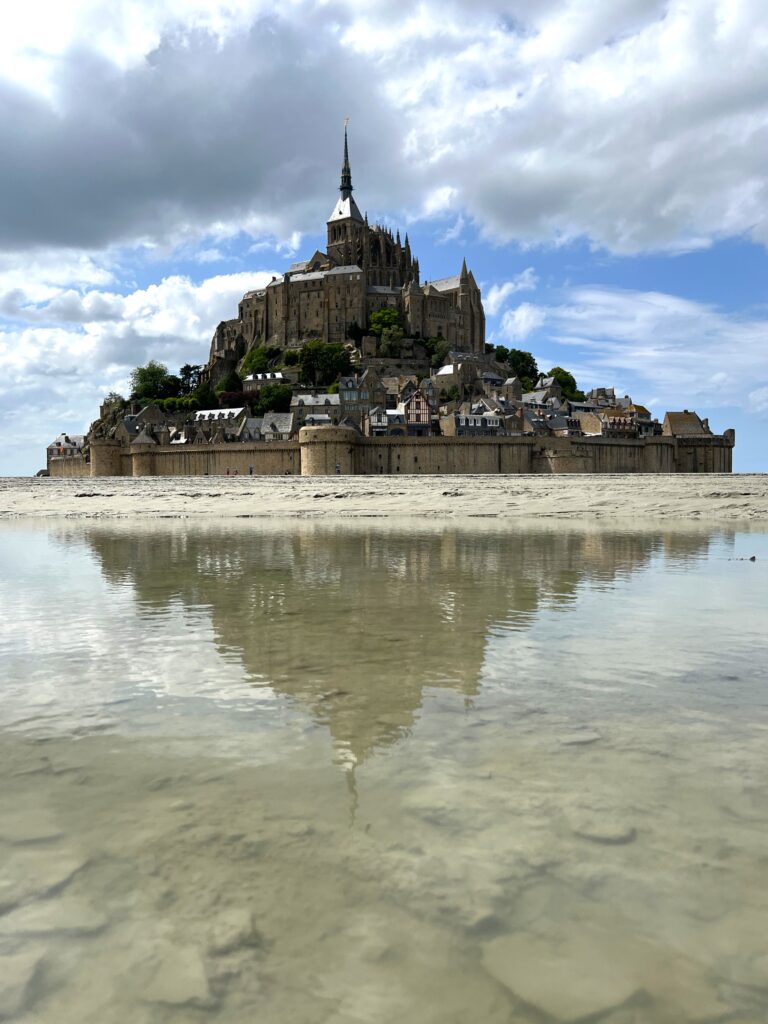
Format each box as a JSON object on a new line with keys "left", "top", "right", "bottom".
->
{"left": 1, "top": 0, "right": 767, "bottom": 475}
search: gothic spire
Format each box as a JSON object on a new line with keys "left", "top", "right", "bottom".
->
{"left": 340, "top": 120, "right": 353, "bottom": 199}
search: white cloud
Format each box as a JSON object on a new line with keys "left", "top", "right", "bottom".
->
{"left": 193, "top": 248, "right": 225, "bottom": 264}
{"left": 0, "top": 251, "right": 115, "bottom": 304}
{"left": 437, "top": 215, "right": 466, "bottom": 245}
{"left": 484, "top": 268, "right": 538, "bottom": 315}
{"left": 500, "top": 302, "right": 547, "bottom": 340}
{"left": 749, "top": 387, "right": 768, "bottom": 414}
{"left": 541, "top": 286, "right": 768, "bottom": 411}
{"left": 0, "top": 269, "right": 277, "bottom": 471}
{"left": 0, "top": 1, "right": 767, "bottom": 254}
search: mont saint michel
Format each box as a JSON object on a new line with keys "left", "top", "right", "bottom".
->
{"left": 46, "top": 131, "right": 733, "bottom": 479}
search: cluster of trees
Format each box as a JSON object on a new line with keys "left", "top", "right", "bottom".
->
{"left": 121, "top": 360, "right": 220, "bottom": 413}
{"left": 129, "top": 361, "right": 204, "bottom": 401}
{"left": 299, "top": 340, "right": 351, "bottom": 387}
{"left": 239, "top": 345, "right": 283, "bottom": 377}
{"left": 368, "top": 309, "right": 405, "bottom": 359}
{"left": 121, "top": 327, "right": 585, "bottom": 424}
{"left": 488, "top": 346, "right": 540, "bottom": 391}
{"left": 487, "top": 345, "right": 583, "bottom": 399}
{"left": 122, "top": 336, "right": 352, "bottom": 420}
{"left": 237, "top": 338, "right": 350, "bottom": 387}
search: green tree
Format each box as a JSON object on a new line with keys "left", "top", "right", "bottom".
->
{"left": 129, "top": 360, "right": 182, "bottom": 400}
{"left": 299, "top": 340, "right": 351, "bottom": 387}
{"left": 252, "top": 384, "right": 293, "bottom": 416}
{"left": 368, "top": 308, "right": 403, "bottom": 336}
{"left": 508, "top": 349, "right": 539, "bottom": 391}
{"left": 102, "top": 391, "right": 126, "bottom": 409}
{"left": 379, "top": 324, "right": 404, "bottom": 358}
{"left": 547, "top": 366, "right": 585, "bottom": 401}
{"left": 215, "top": 368, "right": 244, "bottom": 395}
{"left": 179, "top": 363, "right": 203, "bottom": 393}
{"left": 283, "top": 349, "right": 299, "bottom": 366}
{"left": 192, "top": 379, "right": 217, "bottom": 409}
{"left": 240, "top": 346, "right": 270, "bottom": 376}
{"left": 424, "top": 336, "right": 451, "bottom": 369}
{"left": 494, "top": 344, "right": 510, "bottom": 364}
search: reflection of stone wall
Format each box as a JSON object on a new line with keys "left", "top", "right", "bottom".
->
{"left": 77, "top": 523, "right": 713, "bottom": 764}
{"left": 70, "top": 430, "right": 734, "bottom": 478}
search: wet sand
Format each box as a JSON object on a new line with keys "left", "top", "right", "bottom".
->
{"left": 1, "top": 473, "right": 767, "bottom": 521}
{"left": 2, "top": 520, "right": 767, "bottom": 1021}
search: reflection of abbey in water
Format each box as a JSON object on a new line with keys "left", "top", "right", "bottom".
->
{"left": 79, "top": 526, "right": 713, "bottom": 765}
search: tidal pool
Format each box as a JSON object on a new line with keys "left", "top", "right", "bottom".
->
{"left": 0, "top": 520, "right": 766, "bottom": 1023}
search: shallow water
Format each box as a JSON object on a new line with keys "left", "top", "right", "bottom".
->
{"left": 1, "top": 520, "right": 767, "bottom": 1023}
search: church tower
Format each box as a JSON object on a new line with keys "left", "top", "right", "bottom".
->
{"left": 327, "top": 125, "right": 365, "bottom": 266}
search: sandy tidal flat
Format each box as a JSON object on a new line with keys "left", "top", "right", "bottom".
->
{"left": 1, "top": 473, "right": 767, "bottom": 521}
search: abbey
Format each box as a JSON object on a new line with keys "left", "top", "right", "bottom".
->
{"left": 214, "top": 130, "right": 485, "bottom": 358}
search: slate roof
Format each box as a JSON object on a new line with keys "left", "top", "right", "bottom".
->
{"left": 260, "top": 412, "right": 295, "bottom": 436}
{"left": 326, "top": 264, "right": 362, "bottom": 275}
{"left": 327, "top": 195, "right": 364, "bottom": 223}
{"left": 664, "top": 411, "right": 710, "bottom": 436}
{"left": 47, "top": 433, "right": 84, "bottom": 450}
{"left": 430, "top": 275, "right": 460, "bottom": 291}
{"left": 244, "top": 372, "right": 286, "bottom": 382}
{"left": 291, "top": 393, "right": 341, "bottom": 407}
{"left": 132, "top": 429, "right": 157, "bottom": 446}
{"left": 195, "top": 408, "right": 245, "bottom": 421}
{"left": 289, "top": 271, "right": 325, "bottom": 283}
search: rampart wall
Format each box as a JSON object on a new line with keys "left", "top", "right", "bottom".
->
{"left": 47, "top": 454, "right": 90, "bottom": 477}
{"left": 48, "top": 429, "right": 733, "bottom": 478}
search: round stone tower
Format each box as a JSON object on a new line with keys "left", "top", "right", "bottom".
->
{"left": 299, "top": 425, "right": 358, "bottom": 476}
{"left": 89, "top": 438, "right": 123, "bottom": 477}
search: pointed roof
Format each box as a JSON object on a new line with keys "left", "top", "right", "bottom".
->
{"left": 132, "top": 428, "right": 157, "bottom": 446}
{"left": 340, "top": 124, "right": 353, "bottom": 198}
{"left": 328, "top": 123, "right": 364, "bottom": 224}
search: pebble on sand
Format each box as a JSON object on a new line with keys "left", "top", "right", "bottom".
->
{"left": 142, "top": 946, "right": 215, "bottom": 1008}
{"left": 482, "top": 932, "right": 641, "bottom": 1021}
{"left": 207, "top": 908, "right": 262, "bottom": 956}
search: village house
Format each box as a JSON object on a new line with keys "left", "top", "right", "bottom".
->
{"left": 399, "top": 388, "right": 433, "bottom": 437}
{"left": 440, "top": 409, "right": 504, "bottom": 437}
{"left": 242, "top": 370, "right": 296, "bottom": 394}
{"left": 290, "top": 392, "right": 341, "bottom": 425}
{"left": 259, "top": 412, "right": 295, "bottom": 441}
{"left": 46, "top": 433, "right": 85, "bottom": 467}
{"left": 338, "top": 369, "right": 387, "bottom": 425}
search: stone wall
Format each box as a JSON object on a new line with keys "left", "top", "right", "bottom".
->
{"left": 354, "top": 436, "right": 532, "bottom": 475}
{"left": 48, "top": 454, "right": 90, "bottom": 478}
{"left": 125, "top": 443, "right": 300, "bottom": 478}
{"left": 65, "top": 429, "right": 733, "bottom": 478}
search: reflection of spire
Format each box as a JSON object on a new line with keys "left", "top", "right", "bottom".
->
{"left": 340, "top": 119, "right": 353, "bottom": 199}
{"left": 345, "top": 763, "right": 359, "bottom": 829}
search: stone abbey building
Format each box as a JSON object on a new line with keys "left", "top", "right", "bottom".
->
{"left": 211, "top": 130, "right": 485, "bottom": 361}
